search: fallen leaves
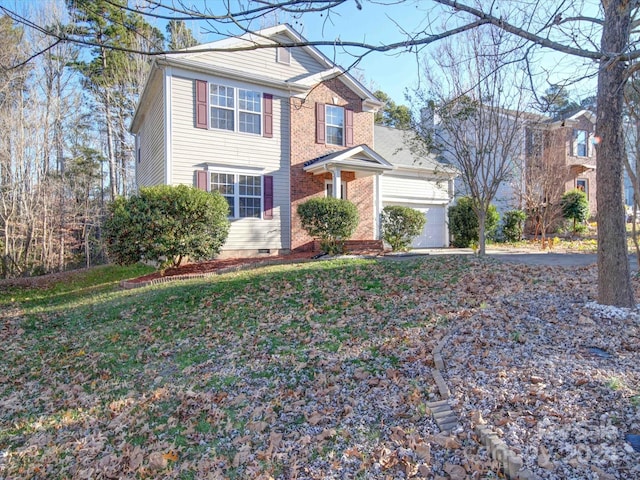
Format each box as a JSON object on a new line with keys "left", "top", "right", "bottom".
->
{"left": 4, "top": 255, "right": 638, "bottom": 478}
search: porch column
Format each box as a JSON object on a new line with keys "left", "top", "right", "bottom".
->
{"left": 332, "top": 168, "right": 342, "bottom": 199}
{"left": 374, "top": 173, "right": 382, "bottom": 240}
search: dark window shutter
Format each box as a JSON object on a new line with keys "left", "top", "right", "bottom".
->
{"left": 316, "top": 103, "right": 326, "bottom": 144}
{"left": 263, "top": 175, "right": 274, "bottom": 220}
{"left": 569, "top": 129, "right": 575, "bottom": 156}
{"left": 195, "top": 80, "right": 208, "bottom": 129}
{"left": 263, "top": 94, "right": 273, "bottom": 138}
{"left": 345, "top": 108, "right": 354, "bottom": 146}
{"left": 196, "top": 170, "right": 208, "bottom": 190}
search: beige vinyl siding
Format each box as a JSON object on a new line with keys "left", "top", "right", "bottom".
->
{"left": 170, "top": 74, "right": 290, "bottom": 251}
{"left": 136, "top": 79, "right": 165, "bottom": 187}
{"left": 187, "top": 35, "right": 325, "bottom": 82}
{"left": 381, "top": 173, "right": 450, "bottom": 204}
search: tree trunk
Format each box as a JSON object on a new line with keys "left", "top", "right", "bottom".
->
{"left": 596, "top": 0, "right": 635, "bottom": 307}
{"left": 477, "top": 209, "right": 486, "bottom": 255}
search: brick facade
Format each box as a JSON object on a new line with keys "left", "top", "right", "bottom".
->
{"left": 563, "top": 115, "right": 597, "bottom": 216}
{"left": 290, "top": 78, "right": 376, "bottom": 251}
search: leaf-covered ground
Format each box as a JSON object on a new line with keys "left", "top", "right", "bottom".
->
{"left": 1, "top": 256, "right": 639, "bottom": 479}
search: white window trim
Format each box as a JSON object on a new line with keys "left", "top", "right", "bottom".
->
{"left": 210, "top": 169, "right": 264, "bottom": 220}
{"left": 136, "top": 133, "right": 142, "bottom": 164}
{"left": 209, "top": 83, "right": 263, "bottom": 136}
{"left": 575, "top": 130, "right": 589, "bottom": 157}
{"left": 326, "top": 105, "right": 345, "bottom": 146}
{"left": 324, "top": 179, "right": 347, "bottom": 199}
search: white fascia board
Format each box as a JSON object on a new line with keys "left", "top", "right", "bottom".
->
{"left": 328, "top": 159, "right": 393, "bottom": 172}
{"left": 568, "top": 109, "right": 596, "bottom": 123}
{"left": 390, "top": 164, "right": 459, "bottom": 178}
{"left": 382, "top": 195, "right": 451, "bottom": 205}
{"left": 200, "top": 163, "right": 266, "bottom": 174}
{"left": 164, "top": 67, "right": 172, "bottom": 185}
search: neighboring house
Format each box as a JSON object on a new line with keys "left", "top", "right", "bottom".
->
{"left": 523, "top": 109, "right": 597, "bottom": 218}
{"left": 130, "top": 24, "right": 456, "bottom": 257}
{"left": 430, "top": 104, "right": 597, "bottom": 220}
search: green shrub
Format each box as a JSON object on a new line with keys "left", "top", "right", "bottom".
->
{"left": 561, "top": 188, "right": 589, "bottom": 234}
{"left": 297, "top": 197, "right": 359, "bottom": 254}
{"left": 104, "top": 185, "right": 230, "bottom": 269}
{"left": 380, "top": 205, "right": 426, "bottom": 251}
{"left": 448, "top": 197, "right": 499, "bottom": 248}
{"left": 501, "top": 209, "right": 527, "bottom": 243}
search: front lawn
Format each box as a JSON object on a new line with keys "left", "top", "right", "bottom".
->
{"left": 1, "top": 256, "right": 638, "bottom": 479}
{"left": 1, "top": 258, "right": 469, "bottom": 478}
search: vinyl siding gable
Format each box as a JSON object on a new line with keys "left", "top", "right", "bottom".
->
{"left": 183, "top": 33, "right": 326, "bottom": 83}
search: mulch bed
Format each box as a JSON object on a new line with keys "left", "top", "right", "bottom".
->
{"left": 127, "top": 251, "right": 319, "bottom": 285}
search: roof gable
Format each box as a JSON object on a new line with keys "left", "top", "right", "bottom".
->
{"left": 166, "top": 24, "right": 382, "bottom": 108}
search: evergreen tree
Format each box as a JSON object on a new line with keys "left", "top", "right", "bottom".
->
{"left": 167, "top": 20, "right": 198, "bottom": 50}
{"left": 374, "top": 90, "right": 411, "bottom": 129}
{"left": 539, "top": 84, "right": 580, "bottom": 118}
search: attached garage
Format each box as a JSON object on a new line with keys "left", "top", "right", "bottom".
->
{"left": 382, "top": 202, "right": 448, "bottom": 248}
{"left": 374, "top": 125, "right": 458, "bottom": 249}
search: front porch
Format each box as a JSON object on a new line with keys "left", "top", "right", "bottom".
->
{"left": 291, "top": 145, "right": 394, "bottom": 251}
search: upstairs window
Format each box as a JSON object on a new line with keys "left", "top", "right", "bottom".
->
{"left": 209, "top": 84, "right": 262, "bottom": 135}
{"left": 326, "top": 105, "right": 344, "bottom": 146}
{"left": 575, "top": 130, "right": 588, "bottom": 157}
{"left": 238, "top": 89, "right": 262, "bottom": 134}
{"left": 210, "top": 85, "right": 235, "bottom": 131}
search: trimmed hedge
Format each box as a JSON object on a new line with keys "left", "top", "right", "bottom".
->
{"left": 380, "top": 205, "right": 426, "bottom": 251}
{"left": 297, "top": 197, "right": 359, "bottom": 254}
{"left": 449, "top": 197, "right": 499, "bottom": 248}
{"left": 561, "top": 188, "right": 589, "bottom": 234}
{"left": 104, "top": 185, "right": 230, "bottom": 269}
{"left": 501, "top": 209, "right": 527, "bottom": 243}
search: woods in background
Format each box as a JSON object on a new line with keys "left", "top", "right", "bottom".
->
{"left": 0, "top": 2, "right": 195, "bottom": 278}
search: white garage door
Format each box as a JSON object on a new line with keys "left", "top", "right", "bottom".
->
{"left": 383, "top": 203, "right": 447, "bottom": 248}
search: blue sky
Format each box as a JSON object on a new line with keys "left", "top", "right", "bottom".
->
{"left": 4, "top": 0, "right": 598, "bottom": 107}
{"left": 289, "top": 0, "right": 435, "bottom": 103}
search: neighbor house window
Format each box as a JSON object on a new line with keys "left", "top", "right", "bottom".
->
{"left": 209, "top": 84, "right": 262, "bottom": 135}
{"left": 577, "top": 178, "right": 588, "bottom": 198}
{"left": 210, "top": 172, "right": 262, "bottom": 218}
{"left": 575, "top": 130, "right": 588, "bottom": 157}
{"left": 326, "top": 105, "right": 344, "bottom": 146}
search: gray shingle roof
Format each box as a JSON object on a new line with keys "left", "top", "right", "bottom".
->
{"left": 374, "top": 125, "right": 447, "bottom": 172}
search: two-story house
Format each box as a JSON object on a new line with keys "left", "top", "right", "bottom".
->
{"left": 523, "top": 109, "right": 597, "bottom": 223}
{"left": 130, "top": 24, "right": 456, "bottom": 257}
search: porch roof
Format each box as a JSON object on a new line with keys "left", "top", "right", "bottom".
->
{"left": 569, "top": 162, "right": 596, "bottom": 174}
{"left": 303, "top": 145, "right": 394, "bottom": 177}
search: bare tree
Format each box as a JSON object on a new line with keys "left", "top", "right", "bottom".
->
{"left": 413, "top": 26, "right": 529, "bottom": 255}
{"left": 521, "top": 120, "right": 572, "bottom": 249}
